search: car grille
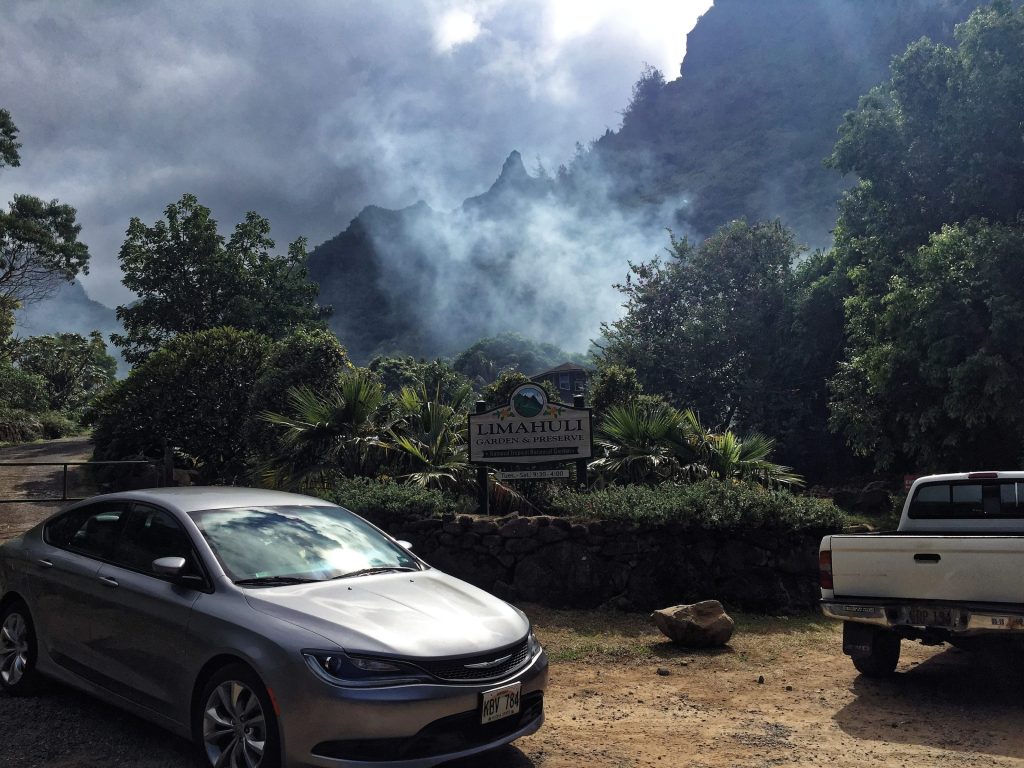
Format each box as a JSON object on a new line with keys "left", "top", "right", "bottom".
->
{"left": 412, "top": 637, "right": 532, "bottom": 681}
{"left": 313, "top": 692, "right": 544, "bottom": 762}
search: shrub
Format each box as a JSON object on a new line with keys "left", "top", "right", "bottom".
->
{"left": 0, "top": 364, "right": 47, "bottom": 411}
{"left": 92, "top": 327, "right": 272, "bottom": 482}
{"left": 245, "top": 328, "right": 352, "bottom": 461}
{"left": 0, "top": 407, "right": 42, "bottom": 444}
{"left": 318, "top": 477, "right": 458, "bottom": 526}
{"left": 545, "top": 480, "right": 844, "bottom": 531}
{"left": 35, "top": 410, "right": 79, "bottom": 439}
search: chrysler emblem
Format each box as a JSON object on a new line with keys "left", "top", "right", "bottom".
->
{"left": 464, "top": 654, "right": 512, "bottom": 670}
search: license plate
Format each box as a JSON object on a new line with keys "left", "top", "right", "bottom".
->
{"left": 907, "top": 607, "right": 953, "bottom": 627}
{"left": 481, "top": 682, "right": 521, "bottom": 724}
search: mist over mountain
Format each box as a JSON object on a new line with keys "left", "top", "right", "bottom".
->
{"left": 309, "top": 0, "right": 980, "bottom": 363}
{"left": 13, "top": 281, "right": 115, "bottom": 338}
{"left": 13, "top": 282, "right": 127, "bottom": 373}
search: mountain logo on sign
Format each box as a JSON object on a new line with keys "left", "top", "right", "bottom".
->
{"left": 511, "top": 384, "right": 546, "bottom": 418}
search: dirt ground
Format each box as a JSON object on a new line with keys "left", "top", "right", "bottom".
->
{"left": 491, "top": 608, "right": 1024, "bottom": 768}
{"left": 2, "top": 440, "right": 1023, "bottom": 767}
{"left": 1, "top": 604, "right": 1022, "bottom": 768}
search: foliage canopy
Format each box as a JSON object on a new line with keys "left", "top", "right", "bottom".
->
{"left": 112, "top": 193, "right": 327, "bottom": 364}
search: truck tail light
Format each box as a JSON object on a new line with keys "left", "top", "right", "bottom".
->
{"left": 819, "top": 549, "right": 833, "bottom": 590}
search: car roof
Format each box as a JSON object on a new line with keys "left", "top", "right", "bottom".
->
{"left": 913, "top": 471, "right": 1024, "bottom": 484}
{"left": 68, "top": 486, "right": 337, "bottom": 515}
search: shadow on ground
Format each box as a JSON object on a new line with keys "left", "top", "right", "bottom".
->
{"left": 834, "top": 644, "right": 1024, "bottom": 759}
{"left": 0, "top": 676, "right": 537, "bottom": 768}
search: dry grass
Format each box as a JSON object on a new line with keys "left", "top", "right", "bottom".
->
{"left": 523, "top": 603, "right": 839, "bottom": 668}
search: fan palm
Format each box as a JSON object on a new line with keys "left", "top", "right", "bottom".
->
{"left": 592, "top": 402, "right": 803, "bottom": 488}
{"left": 387, "top": 384, "right": 470, "bottom": 491}
{"left": 703, "top": 430, "right": 803, "bottom": 487}
{"left": 259, "top": 371, "right": 387, "bottom": 488}
{"left": 590, "top": 402, "right": 682, "bottom": 485}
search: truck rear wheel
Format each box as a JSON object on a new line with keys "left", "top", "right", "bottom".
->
{"left": 847, "top": 623, "right": 900, "bottom": 677}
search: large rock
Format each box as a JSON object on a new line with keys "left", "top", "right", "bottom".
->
{"left": 651, "top": 600, "right": 735, "bottom": 648}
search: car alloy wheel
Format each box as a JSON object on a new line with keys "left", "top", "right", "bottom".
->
{"left": 203, "top": 677, "right": 271, "bottom": 768}
{"left": 0, "top": 603, "right": 36, "bottom": 694}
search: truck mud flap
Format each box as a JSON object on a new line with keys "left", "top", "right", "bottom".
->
{"left": 843, "top": 620, "right": 882, "bottom": 657}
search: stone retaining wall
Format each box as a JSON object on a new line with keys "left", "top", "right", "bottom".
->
{"left": 364, "top": 511, "right": 829, "bottom": 613}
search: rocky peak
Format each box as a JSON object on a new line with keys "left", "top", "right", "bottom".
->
{"left": 461, "top": 150, "right": 549, "bottom": 214}
{"left": 497, "top": 150, "right": 529, "bottom": 184}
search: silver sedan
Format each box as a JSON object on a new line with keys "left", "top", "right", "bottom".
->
{"left": 0, "top": 487, "right": 548, "bottom": 767}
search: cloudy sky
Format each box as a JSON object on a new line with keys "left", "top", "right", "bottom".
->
{"left": 0, "top": 0, "right": 712, "bottom": 307}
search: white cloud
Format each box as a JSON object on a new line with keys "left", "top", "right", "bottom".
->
{"left": 0, "top": 0, "right": 713, "bottom": 310}
{"left": 436, "top": 9, "right": 482, "bottom": 51}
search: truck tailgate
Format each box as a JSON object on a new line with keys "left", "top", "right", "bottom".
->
{"left": 830, "top": 534, "right": 1024, "bottom": 603}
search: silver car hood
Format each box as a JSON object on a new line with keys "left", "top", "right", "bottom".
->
{"left": 243, "top": 569, "right": 528, "bottom": 658}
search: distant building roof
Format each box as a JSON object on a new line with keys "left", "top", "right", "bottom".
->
{"left": 530, "top": 361, "right": 589, "bottom": 379}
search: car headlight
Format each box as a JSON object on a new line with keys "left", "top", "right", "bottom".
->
{"left": 528, "top": 629, "right": 543, "bottom": 657}
{"left": 303, "top": 651, "right": 430, "bottom": 687}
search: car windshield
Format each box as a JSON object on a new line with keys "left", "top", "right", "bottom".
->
{"left": 189, "top": 504, "right": 421, "bottom": 584}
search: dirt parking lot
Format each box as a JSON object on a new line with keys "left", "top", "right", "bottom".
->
{"left": 2, "top": 602, "right": 1024, "bottom": 768}
{"left": 2, "top": 443, "right": 1023, "bottom": 767}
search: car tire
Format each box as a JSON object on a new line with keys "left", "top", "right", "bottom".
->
{"left": 851, "top": 628, "right": 901, "bottom": 677}
{"left": 0, "top": 599, "right": 40, "bottom": 696}
{"left": 196, "top": 663, "right": 281, "bottom": 768}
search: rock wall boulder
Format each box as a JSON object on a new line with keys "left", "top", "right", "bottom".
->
{"left": 360, "top": 510, "right": 829, "bottom": 613}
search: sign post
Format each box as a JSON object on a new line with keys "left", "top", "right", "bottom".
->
{"left": 475, "top": 399, "right": 489, "bottom": 515}
{"left": 573, "top": 393, "right": 588, "bottom": 488}
{"left": 469, "top": 383, "right": 592, "bottom": 509}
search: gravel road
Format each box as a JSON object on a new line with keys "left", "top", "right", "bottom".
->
{"left": 0, "top": 437, "right": 95, "bottom": 540}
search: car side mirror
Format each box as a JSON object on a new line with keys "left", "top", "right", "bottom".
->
{"left": 397, "top": 540, "right": 413, "bottom": 551}
{"left": 153, "top": 556, "right": 206, "bottom": 589}
{"left": 152, "top": 556, "right": 186, "bottom": 577}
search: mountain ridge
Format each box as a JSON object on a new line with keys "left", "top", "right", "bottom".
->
{"left": 307, "top": 0, "right": 982, "bottom": 362}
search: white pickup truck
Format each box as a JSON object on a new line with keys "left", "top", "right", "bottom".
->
{"left": 820, "top": 471, "right": 1024, "bottom": 676}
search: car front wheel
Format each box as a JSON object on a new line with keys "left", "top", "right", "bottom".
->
{"left": 197, "top": 663, "right": 281, "bottom": 768}
{"left": 0, "top": 599, "right": 40, "bottom": 695}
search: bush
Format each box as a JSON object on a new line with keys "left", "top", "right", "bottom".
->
{"left": 35, "top": 411, "right": 79, "bottom": 439}
{"left": 0, "top": 364, "right": 47, "bottom": 411}
{"left": 318, "top": 478, "right": 458, "bottom": 526}
{"left": 545, "top": 480, "right": 844, "bottom": 531}
{"left": 0, "top": 407, "right": 42, "bottom": 444}
{"left": 92, "top": 327, "right": 273, "bottom": 482}
{"left": 244, "top": 328, "right": 352, "bottom": 461}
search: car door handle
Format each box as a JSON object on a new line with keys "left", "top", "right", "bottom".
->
{"left": 37, "top": 559, "right": 53, "bottom": 568}
{"left": 914, "top": 553, "right": 941, "bottom": 563}
{"left": 98, "top": 575, "right": 119, "bottom": 588}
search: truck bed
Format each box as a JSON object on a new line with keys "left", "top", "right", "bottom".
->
{"left": 827, "top": 533, "right": 1024, "bottom": 604}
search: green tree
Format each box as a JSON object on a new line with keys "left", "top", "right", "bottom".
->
{"left": 832, "top": 221, "right": 1024, "bottom": 470}
{"left": 0, "top": 109, "right": 90, "bottom": 305}
{"left": 601, "top": 220, "right": 799, "bottom": 429}
{"left": 244, "top": 328, "right": 352, "bottom": 461}
{"left": 368, "top": 355, "right": 471, "bottom": 401}
{"left": 13, "top": 332, "right": 116, "bottom": 414}
{"left": 588, "top": 363, "right": 643, "bottom": 418}
{"left": 453, "top": 333, "right": 586, "bottom": 386}
{"left": 590, "top": 402, "right": 681, "bottom": 485}
{"left": 0, "top": 363, "right": 46, "bottom": 411}
{"left": 0, "top": 295, "right": 17, "bottom": 358}
{"left": 92, "top": 327, "right": 272, "bottom": 481}
{"left": 590, "top": 402, "right": 801, "bottom": 488}
{"left": 827, "top": 2, "right": 1024, "bottom": 468}
{"left": 0, "top": 109, "right": 20, "bottom": 168}
{"left": 112, "top": 194, "right": 328, "bottom": 364}
{"left": 479, "top": 371, "right": 557, "bottom": 410}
